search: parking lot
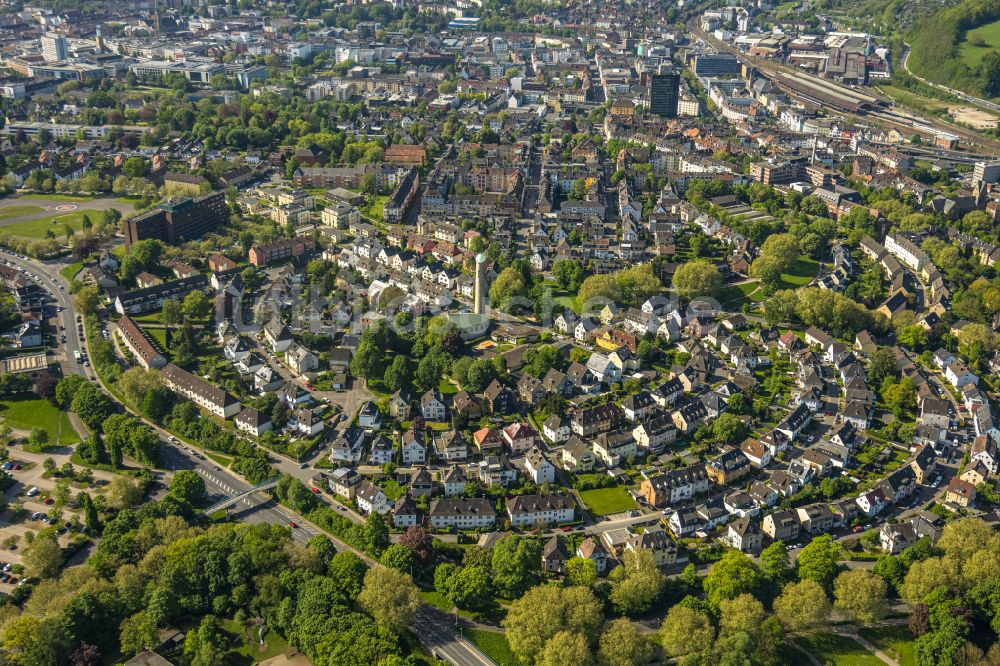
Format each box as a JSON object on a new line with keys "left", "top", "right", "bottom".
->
{"left": 0, "top": 446, "right": 115, "bottom": 592}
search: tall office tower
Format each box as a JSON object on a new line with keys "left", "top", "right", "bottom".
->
{"left": 40, "top": 33, "right": 68, "bottom": 62}
{"left": 649, "top": 66, "right": 680, "bottom": 118}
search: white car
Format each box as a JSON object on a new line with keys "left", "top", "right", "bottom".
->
{"left": 25, "top": 487, "right": 39, "bottom": 497}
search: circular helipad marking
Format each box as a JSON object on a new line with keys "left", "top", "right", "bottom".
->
{"left": 54, "top": 204, "right": 77, "bottom": 212}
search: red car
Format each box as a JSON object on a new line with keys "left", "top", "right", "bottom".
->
{"left": 11, "top": 464, "right": 21, "bottom": 471}
{"left": 288, "top": 521, "right": 297, "bottom": 528}
{"left": 304, "top": 383, "right": 316, "bottom": 392}
{"left": 43, "top": 498, "right": 54, "bottom": 505}
{"left": 311, "top": 487, "right": 321, "bottom": 494}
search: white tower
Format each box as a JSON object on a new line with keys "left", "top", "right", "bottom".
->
{"left": 474, "top": 253, "right": 487, "bottom": 315}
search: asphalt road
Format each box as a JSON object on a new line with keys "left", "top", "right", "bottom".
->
{"left": 0, "top": 249, "right": 86, "bottom": 378}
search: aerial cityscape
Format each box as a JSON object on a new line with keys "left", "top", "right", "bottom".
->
{"left": 0, "top": 0, "right": 998, "bottom": 665}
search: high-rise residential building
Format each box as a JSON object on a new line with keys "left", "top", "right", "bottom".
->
{"left": 650, "top": 66, "right": 680, "bottom": 118}
{"left": 40, "top": 33, "right": 68, "bottom": 62}
{"left": 123, "top": 191, "right": 228, "bottom": 249}
{"left": 973, "top": 161, "right": 1000, "bottom": 185}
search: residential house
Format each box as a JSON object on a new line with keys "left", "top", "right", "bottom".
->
{"left": 541, "top": 536, "right": 570, "bottom": 573}
{"left": 727, "top": 516, "right": 763, "bottom": 554}
{"left": 355, "top": 480, "right": 391, "bottom": 515}
{"left": 429, "top": 497, "right": 496, "bottom": 530}
{"left": 506, "top": 492, "right": 576, "bottom": 528}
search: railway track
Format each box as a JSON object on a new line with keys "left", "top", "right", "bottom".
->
{"left": 689, "top": 23, "right": 1000, "bottom": 152}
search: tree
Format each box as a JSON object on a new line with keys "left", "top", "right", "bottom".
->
{"left": 503, "top": 585, "right": 602, "bottom": 664}
{"left": 553, "top": 259, "right": 586, "bottom": 292}
{"left": 169, "top": 470, "right": 206, "bottom": 505}
{"left": 759, "top": 233, "right": 800, "bottom": 272}
{"left": 538, "top": 631, "right": 592, "bottom": 666}
{"left": 23, "top": 532, "right": 62, "bottom": 578}
{"left": 351, "top": 340, "right": 384, "bottom": 383}
{"left": 565, "top": 556, "right": 598, "bottom": 588}
{"left": 80, "top": 492, "right": 100, "bottom": 534}
{"left": 70, "top": 384, "right": 115, "bottom": 431}
{"left": 773, "top": 579, "right": 830, "bottom": 631}
{"left": 108, "top": 477, "right": 144, "bottom": 508}
{"left": 797, "top": 535, "right": 842, "bottom": 594}
{"left": 382, "top": 355, "right": 412, "bottom": 393}
{"left": 489, "top": 266, "right": 529, "bottom": 311}
{"left": 750, "top": 255, "right": 784, "bottom": 295}
{"left": 491, "top": 535, "right": 541, "bottom": 598}
{"left": 379, "top": 544, "right": 414, "bottom": 573}
{"left": 119, "top": 611, "right": 158, "bottom": 656}
{"left": 597, "top": 618, "right": 651, "bottom": 666}
{"left": 75, "top": 286, "right": 100, "bottom": 315}
{"left": 27, "top": 428, "right": 50, "bottom": 451}
{"left": 760, "top": 541, "right": 792, "bottom": 585}
{"left": 162, "top": 299, "right": 183, "bottom": 328}
{"left": 464, "top": 358, "right": 498, "bottom": 393}
{"left": 399, "top": 526, "right": 433, "bottom": 561}
{"left": 357, "top": 567, "right": 421, "bottom": 633}
{"left": 711, "top": 413, "right": 746, "bottom": 445}
{"left": 703, "top": 550, "right": 762, "bottom": 607}
{"left": 659, "top": 605, "right": 715, "bottom": 661}
{"left": 55, "top": 375, "right": 88, "bottom": 409}
{"left": 609, "top": 549, "right": 665, "bottom": 616}
{"left": 899, "top": 556, "right": 960, "bottom": 603}
{"left": 720, "top": 593, "right": 766, "bottom": 637}
{"left": 182, "top": 290, "right": 212, "bottom": 321}
{"left": 672, "top": 260, "right": 721, "bottom": 299}
{"left": 438, "top": 565, "right": 491, "bottom": 610}
{"left": 834, "top": 569, "right": 888, "bottom": 626}
{"left": 867, "top": 347, "right": 897, "bottom": 387}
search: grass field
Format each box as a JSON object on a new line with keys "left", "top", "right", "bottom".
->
{"left": 0, "top": 397, "right": 80, "bottom": 445}
{"left": 1, "top": 211, "right": 96, "bottom": 238}
{"left": 858, "top": 626, "right": 916, "bottom": 666}
{"left": 960, "top": 18, "right": 1000, "bottom": 68}
{"left": 439, "top": 379, "right": 459, "bottom": 395}
{"left": 0, "top": 205, "right": 44, "bottom": 220}
{"left": 578, "top": 485, "right": 638, "bottom": 516}
{"left": 797, "top": 632, "right": 883, "bottom": 666}
{"left": 465, "top": 629, "right": 519, "bottom": 666}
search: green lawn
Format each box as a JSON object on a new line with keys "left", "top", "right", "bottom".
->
{"left": 780, "top": 256, "right": 820, "bottom": 288}
{"left": 0, "top": 205, "right": 44, "bottom": 220}
{"left": 219, "top": 618, "right": 290, "bottom": 662}
{"left": 578, "top": 485, "right": 638, "bottom": 516}
{"left": 858, "top": 626, "right": 916, "bottom": 666}
{"left": 1, "top": 211, "right": 97, "bottom": 239}
{"left": 145, "top": 327, "right": 169, "bottom": 352}
{"left": 719, "top": 281, "right": 760, "bottom": 307}
{"left": 960, "top": 17, "right": 1000, "bottom": 68}
{"left": 363, "top": 195, "right": 390, "bottom": 223}
{"left": 465, "top": 629, "right": 519, "bottom": 666}
{"left": 797, "top": 632, "right": 884, "bottom": 666}
{"left": 0, "top": 397, "right": 80, "bottom": 445}
{"left": 421, "top": 589, "right": 453, "bottom": 611}
{"left": 439, "top": 379, "right": 458, "bottom": 395}
{"left": 59, "top": 262, "right": 84, "bottom": 282}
